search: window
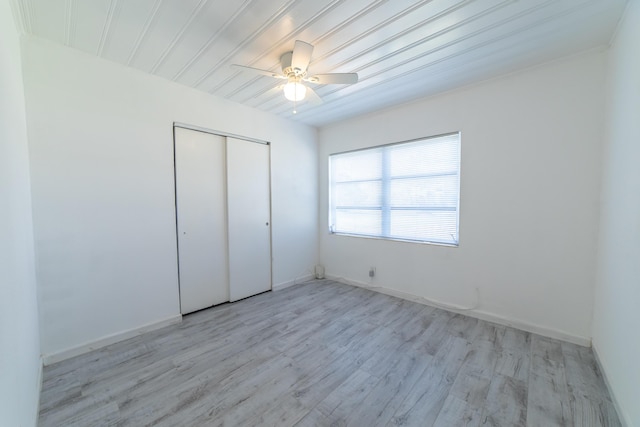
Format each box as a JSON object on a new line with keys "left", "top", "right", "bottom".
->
{"left": 329, "top": 132, "right": 460, "bottom": 245}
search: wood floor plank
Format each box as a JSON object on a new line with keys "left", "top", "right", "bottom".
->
{"left": 390, "top": 304, "right": 437, "bottom": 343}
{"left": 200, "top": 359, "right": 309, "bottom": 426}
{"left": 251, "top": 358, "right": 361, "bottom": 426}
{"left": 121, "top": 345, "right": 287, "bottom": 425}
{"left": 345, "top": 352, "right": 433, "bottom": 427}
{"left": 561, "top": 341, "right": 612, "bottom": 402}
{"left": 145, "top": 354, "right": 297, "bottom": 426}
{"left": 298, "top": 368, "right": 380, "bottom": 425}
{"left": 473, "top": 320, "right": 506, "bottom": 349}
{"left": 445, "top": 313, "right": 480, "bottom": 341}
{"left": 460, "top": 339, "right": 500, "bottom": 380}
{"left": 358, "top": 328, "right": 408, "bottom": 376}
{"left": 502, "top": 327, "right": 531, "bottom": 351}
{"left": 433, "top": 395, "right": 483, "bottom": 427}
{"left": 494, "top": 346, "right": 530, "bottom": 382}
{"left": 570, "top": 396, "right": 622, "bottom": 427}
{"left": 39, "top": 279, "right": 622, "bottom": 426}
{"left": 449, "top": 368, "right": 491, "bottom": 409}
{"left": 480, "top": 373, "right": 528, "bottom": 426}
{"left": 409, "top": 308, "right": 456, "bottom": 356}
{"left": 388, "top": 335, "right": 469, "bottom": 426}
{"left": 531, "top": 334, "right": 564, "bottom": 362}
{"left": 526, "top": 370, "right": 573, "bottom": 426}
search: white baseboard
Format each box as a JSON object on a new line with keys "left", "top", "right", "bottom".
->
{"left": 326, "top": 275, "right": 591, "bottom": 347}
{"left": 592, "top": 342, "right": 629, "bottom": 427}
{"left": 42, "top": 315, "right": 182, "bottom": 365}
{"left": 470, "top": 309, "right": 591, "bottom": 347}
{"left": 273, "top": 274, "right": 315, "bottom": 291}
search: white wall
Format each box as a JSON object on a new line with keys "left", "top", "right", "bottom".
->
{"left": 319, "top": 51, "right": 607, "bottom": 344}
{"left": 593, "top": 1, "right": 640, "bottom": 425}
{"left": 0, "top": 1, "right": 41, "bottom": 425}
{"left": 21, "top": 37, "right": 318, "bottom": 362}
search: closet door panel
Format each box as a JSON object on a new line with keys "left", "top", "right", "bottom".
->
{"left": 226, "top": 137, "right": 272, "bottom": 301}
{"left": 175, "top": 128, "right": 229, "bottom": 314}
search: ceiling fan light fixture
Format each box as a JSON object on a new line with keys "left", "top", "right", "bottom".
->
{"left": 233, "top": 40, "right": 358, "bottom": 108}
{"left": 283, "top": 81, "right": 306, "bottom": 101}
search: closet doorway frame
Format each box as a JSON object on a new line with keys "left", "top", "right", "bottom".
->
{"left": 172, "top": 122, "right": 273, "bottom": 313}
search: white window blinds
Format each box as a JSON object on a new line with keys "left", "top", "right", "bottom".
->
{"left": 329, "top": 133, "right": 460, "bottom": 245}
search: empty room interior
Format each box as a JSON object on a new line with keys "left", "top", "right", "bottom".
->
{"left": 2, "top": 0, "right": 639, "bottom": 425}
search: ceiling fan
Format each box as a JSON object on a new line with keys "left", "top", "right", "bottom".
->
{"left": 232, "top": 40, "right": 358, "bottom": 112}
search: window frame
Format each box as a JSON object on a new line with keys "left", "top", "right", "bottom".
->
{"left": 328, "top": 132, "right": 461, "bottom": 247}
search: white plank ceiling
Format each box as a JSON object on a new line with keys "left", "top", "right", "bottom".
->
{"left": 13, "top": 0, "right": 628, "bottom": 127}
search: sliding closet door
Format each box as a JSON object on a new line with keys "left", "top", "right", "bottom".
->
{"left": 175, "top": 128, "right": 229, "bottom": 314}
{"left": 226, "top": 137, "right": 272, "bottom": 301}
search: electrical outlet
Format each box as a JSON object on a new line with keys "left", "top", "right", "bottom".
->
{"left": 369, "top": 267, "right": 376, "bottom": 278}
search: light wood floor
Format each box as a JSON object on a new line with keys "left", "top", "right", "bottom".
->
{"left": 39, "top": 279, "right": 621, "bottom": 426}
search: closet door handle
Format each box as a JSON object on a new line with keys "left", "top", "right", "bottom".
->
{"left": 265, "top": 222, "right": 269, "bottom": 226}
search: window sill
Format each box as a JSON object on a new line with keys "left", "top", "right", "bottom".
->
{"left": 328, "top": 231, "right": 459, "bottom": 248}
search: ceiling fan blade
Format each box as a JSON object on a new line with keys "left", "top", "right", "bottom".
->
{"left": 263, "top": 84, "right": 285, "bottom": 98}
{"left": 231, "top": 64, "right": 285, "bottom": 79}
{"left": 291, "top": 40, "right": 313, "bottom": 72}
{"left": 304, "top": 86, "right": 323, "bottom": 105}
{"left": 307, "top": 73, "right": 359, "bottom": 84}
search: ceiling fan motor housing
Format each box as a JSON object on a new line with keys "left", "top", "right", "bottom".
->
{"left": 280, "top": 51, "right": 306, "bottom": 78}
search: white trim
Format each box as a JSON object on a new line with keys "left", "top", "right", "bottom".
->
{"left": 592, "top": 342, "right": 629, "bottom": 427}
{"left": 326, "top": 274, "right": 591, "bottom": 347}
{"left": 273, "top": 274, "right": 315, "bottom": 291}
{"left": 42, "top": 315, "right": 182, "bottom": 365}
{"left": 173, "top": 122, "right": 269, "bottom": 145}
